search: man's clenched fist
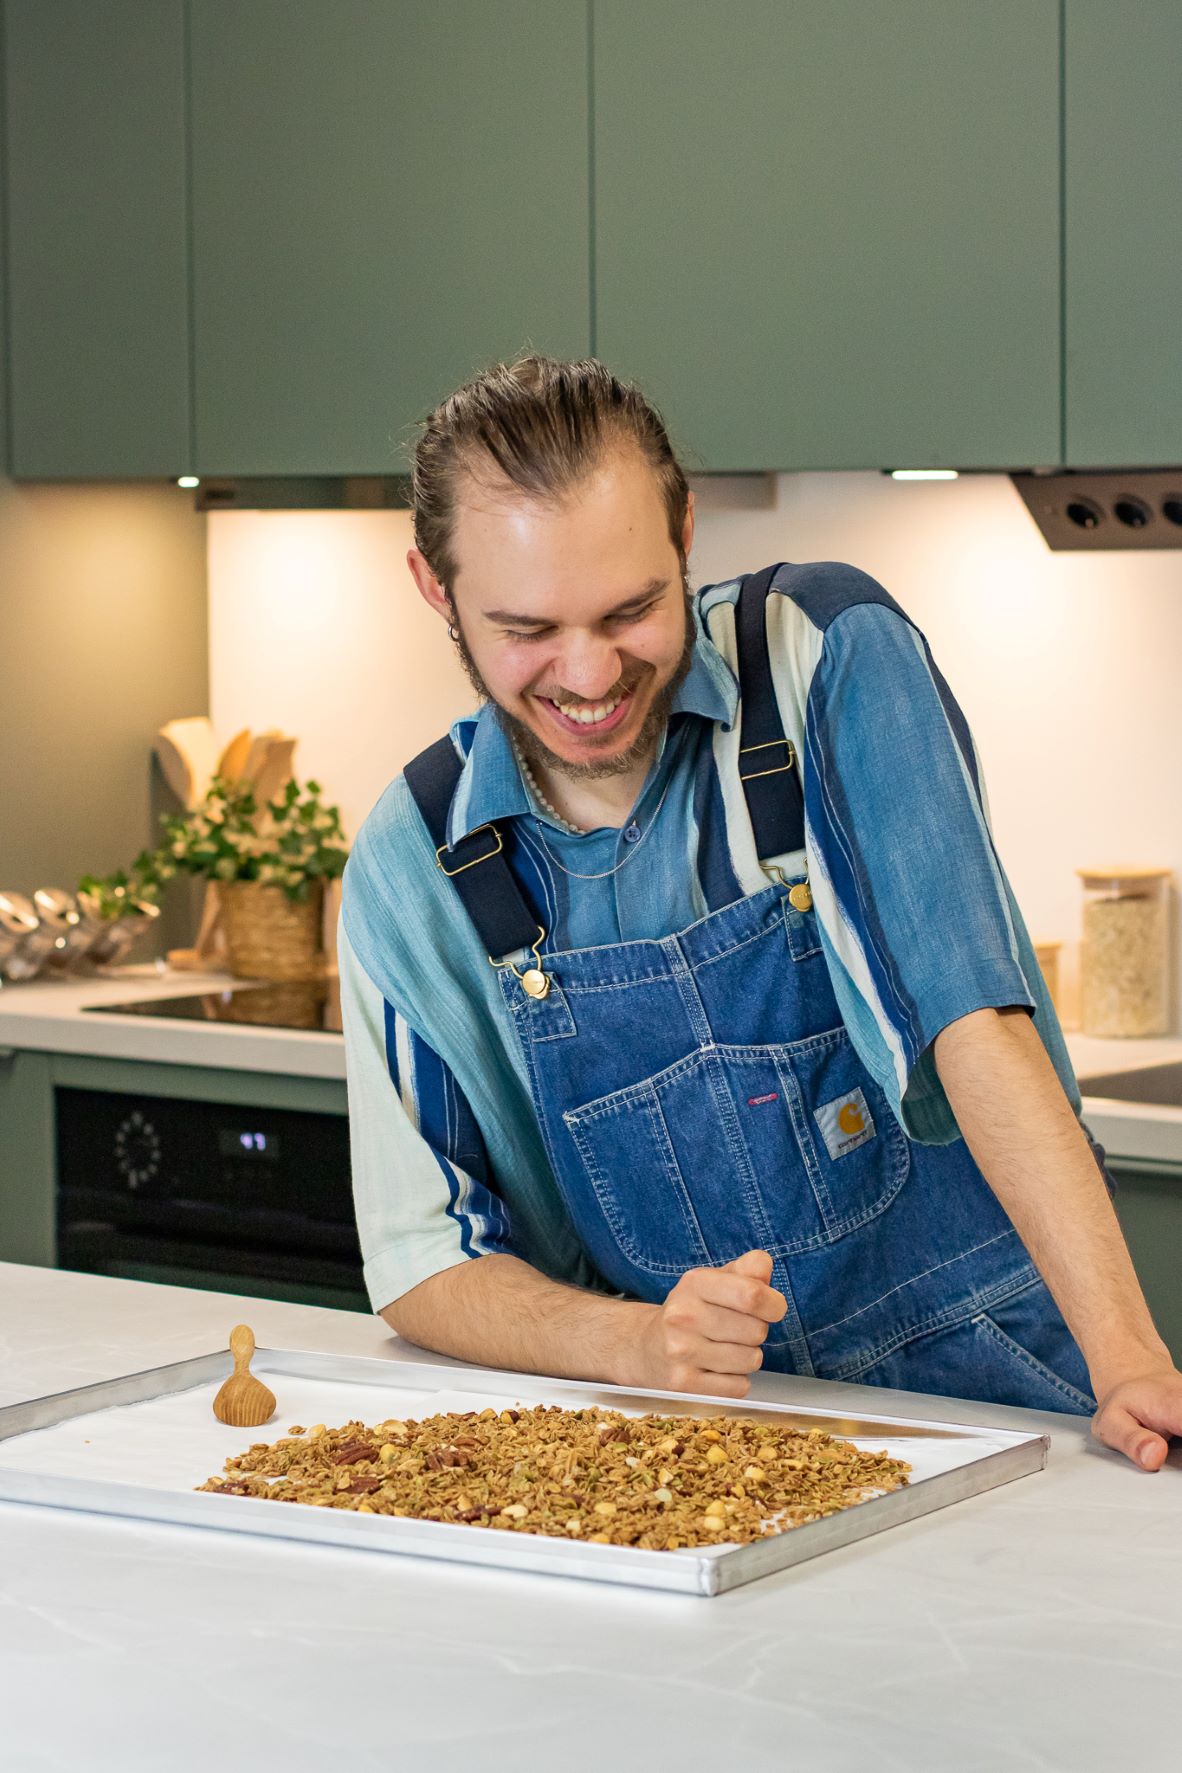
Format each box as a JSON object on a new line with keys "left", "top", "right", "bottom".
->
{"left": 629, "top": 1250, "right": 788, "bottom": 1398}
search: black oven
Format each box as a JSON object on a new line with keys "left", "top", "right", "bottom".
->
{"left": 55, "top": 1086, "right": 368, "bottom": 1312}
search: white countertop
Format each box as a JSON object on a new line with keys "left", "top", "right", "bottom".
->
{"left": 1063, "top": 1030, "right": 1182, "bottom": 1167}
{"left": 0, "top": 963, "right": 345, "bottom": 1080}
{"left": 0, "top": 1263, "right": 1177, "bottom": 1772}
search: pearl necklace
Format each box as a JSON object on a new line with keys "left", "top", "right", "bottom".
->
{"left": 511, "top": 739, "right": 592, "bottom": 836}
{"left": 511, "top": 736, "right": 676, "bottom": 882}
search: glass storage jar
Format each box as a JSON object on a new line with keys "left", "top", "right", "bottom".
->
{"left": 1076, "top": 867, "right": 1172, "bottom": 1037}
{"left": 1032, "top": 940, "right": 1062, "bottom": 1015}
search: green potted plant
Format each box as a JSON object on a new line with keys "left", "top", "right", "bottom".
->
{"left": 76, "top": 849, "right": 172, "bottom": 966}
{"left": 161, "top": 774, "right": 348, "bottom": 980}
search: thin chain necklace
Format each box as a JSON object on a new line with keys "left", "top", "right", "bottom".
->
{"left": 512, "top": 738, "right": 673, "bottom": 882}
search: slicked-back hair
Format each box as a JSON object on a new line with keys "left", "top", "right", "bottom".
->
{"left": 409, "top": 353, "right": 691, "bottom": 596}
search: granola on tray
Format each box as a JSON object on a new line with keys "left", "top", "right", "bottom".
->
{"left": 197, "top": 1404, "right": 911, "bottom": 1550}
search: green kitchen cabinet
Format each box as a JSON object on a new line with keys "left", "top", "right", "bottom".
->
{"left": 592, "top": 0, "right": 1062, "bottom": 472}
{"left": 0, "top": 1049, "right": 55, "bottom": 1268}
{"left": 188, "top": 0, "right": 591, "bottom": 476}
{"left": 1065, "top": 2, "right": 1182, "bottom": 467}
{"left": 2, "top": 0, "right": 191, "bottom": 477}
{"left": 1110, "top": 1161, "right": 1182, "bottom": 1367}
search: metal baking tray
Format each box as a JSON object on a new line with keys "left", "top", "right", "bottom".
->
{"left": 0, "top": 1347, "right": 1048, "bottom": 1597}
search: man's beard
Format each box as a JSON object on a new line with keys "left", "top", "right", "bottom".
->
{"left": 447, "top": 572, "right": 697, "bottom": 783}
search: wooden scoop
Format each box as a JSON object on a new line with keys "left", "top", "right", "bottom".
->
{"left": 212, "top": 1325, "right": 276, "bottom": 1427}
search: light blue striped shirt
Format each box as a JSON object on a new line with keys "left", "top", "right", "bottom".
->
{"left": 341, "top": 561, "right": 1092, "bottom": 1313}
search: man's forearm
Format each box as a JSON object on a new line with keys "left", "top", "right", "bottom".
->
{"left": 933, "top": 1006, "right": 1171, "bottom": 1395}
{"left": 381, "top": 1253, "right": 651, "bottom": 1384}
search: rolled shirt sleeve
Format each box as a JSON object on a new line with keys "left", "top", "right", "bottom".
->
{"left": 339, "top": 924, "right": 516, "bottom": 1312}
{"left": 802, "top": 601, "right": 1084, "bottom": 1145}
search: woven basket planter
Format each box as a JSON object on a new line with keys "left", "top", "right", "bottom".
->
{"left": 220, "top": 880, "right": 325, "bottom": 981}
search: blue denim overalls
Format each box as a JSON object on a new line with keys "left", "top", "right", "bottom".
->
{"left": 406, "top": 566, "right": 1097, "bottom": 1415}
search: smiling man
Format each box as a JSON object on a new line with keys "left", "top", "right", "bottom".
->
{"left": 340, "top": 354, "right": 1182, "bottom": 1471}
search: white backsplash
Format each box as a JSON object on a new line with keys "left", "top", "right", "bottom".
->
{"left": 208, "top": 472, "right": 1182, "bottom": 1034}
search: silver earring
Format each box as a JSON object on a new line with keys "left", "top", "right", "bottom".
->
{"left": 447, "top": 623, "right": 458, "bottom": 641}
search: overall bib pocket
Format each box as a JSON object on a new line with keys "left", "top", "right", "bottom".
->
{"left": 562, "top": 1027, "right": 911, "bottom": 1278}
{"left": 777, "top": 1024, "right": 911, "bottom": 1240}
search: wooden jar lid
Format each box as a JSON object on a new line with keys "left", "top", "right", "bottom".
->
{"left": 1074, "top": 866, "right": 1172, "bottom": 882}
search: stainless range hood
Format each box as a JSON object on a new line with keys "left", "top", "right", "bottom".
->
{"left": 188, "top": 468, "right": 1182, "bottom": 551}
{"left": 189, "top": 472, "right": 778, "bottom": 514}
{"left": 1010, "top": 469, "right": 1182, "bottom": 550}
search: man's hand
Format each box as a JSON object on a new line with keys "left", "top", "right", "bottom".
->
{"left": 931, "top": 1007, "right": 1179, "bottom": 1470}
{"left": 631, "top": 1250, "right": 788, "bottom": 1398}
{"left": 1091, "top": 1364, "right": 1182, "bottom": 1470}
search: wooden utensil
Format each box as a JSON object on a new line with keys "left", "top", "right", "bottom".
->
{"left": 154, "top": 716, "right": 221, "bottom": 809}
{"left": 216, "top": 727, "right": 253, "bottom": 784}
{"left": 249, "top": 734, "right": 298, "bottom": 806}
{"left": 212, "top": 1325, "right": 276, "bottom": 1427}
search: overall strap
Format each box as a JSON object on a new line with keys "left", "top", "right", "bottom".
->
{"left": 735, "top": 562, "right": 806, "bottom": 862}
{"left": 403, "top": 736, "right": 540, "bottom": 961}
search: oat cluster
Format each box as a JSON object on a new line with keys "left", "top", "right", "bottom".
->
{"left": 197, "top": 1405, "right": 910, "bottom": 1550}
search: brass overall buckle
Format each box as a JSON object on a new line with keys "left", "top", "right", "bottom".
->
{"left": 435, "top": 823, "right": 503, "bottom": 877}
{"left": 489, "top": 925, "right": 551, "bottom": 1000}
{"left": 762, "top": 861, "right": 813, "bottom": 912}
{"left": 739, "top": 738, "right": 796, "bottom": 782}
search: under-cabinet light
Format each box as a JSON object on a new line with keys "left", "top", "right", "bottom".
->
{"left": 176, "top": 475, "right": 200, "bottom": 489}
{"left": 889, "top": 469, "right": 959, "bottom": 481}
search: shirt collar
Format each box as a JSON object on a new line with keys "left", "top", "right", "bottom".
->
{"left": 445, "top": 608, "right": 738, "bottom": 845}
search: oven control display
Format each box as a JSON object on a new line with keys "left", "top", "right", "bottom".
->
{"left": 114, "top": 1111, "right": 161, "bottom": 1191}
{"left": 218, "top": 1128, "right": 280, "bottom": 1163}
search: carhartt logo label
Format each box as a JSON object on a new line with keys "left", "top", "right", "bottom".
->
{"left": 814, "top": 1087, "right": 875, "bottom": 1160}
{"left": 747, "top": 1092, "right": 779, "bottom": 1107}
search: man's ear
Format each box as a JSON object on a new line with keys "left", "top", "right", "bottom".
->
{"left": 406, "top": 547, "right": 452, "bottom": 625}
{"left": 681, "top": 489, "right": 695, "bottom": 562}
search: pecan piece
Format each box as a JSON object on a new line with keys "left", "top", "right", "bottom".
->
{"left": 333, "top": 1441, "right": 375, "bottom": 1465}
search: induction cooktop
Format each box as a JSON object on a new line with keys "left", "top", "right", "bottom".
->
{"left": 1077, "top": 1061, "right": 1182, "bottom": 1108}
{"left": 86, "top": 977, "right": 342, "bottom": 1034}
